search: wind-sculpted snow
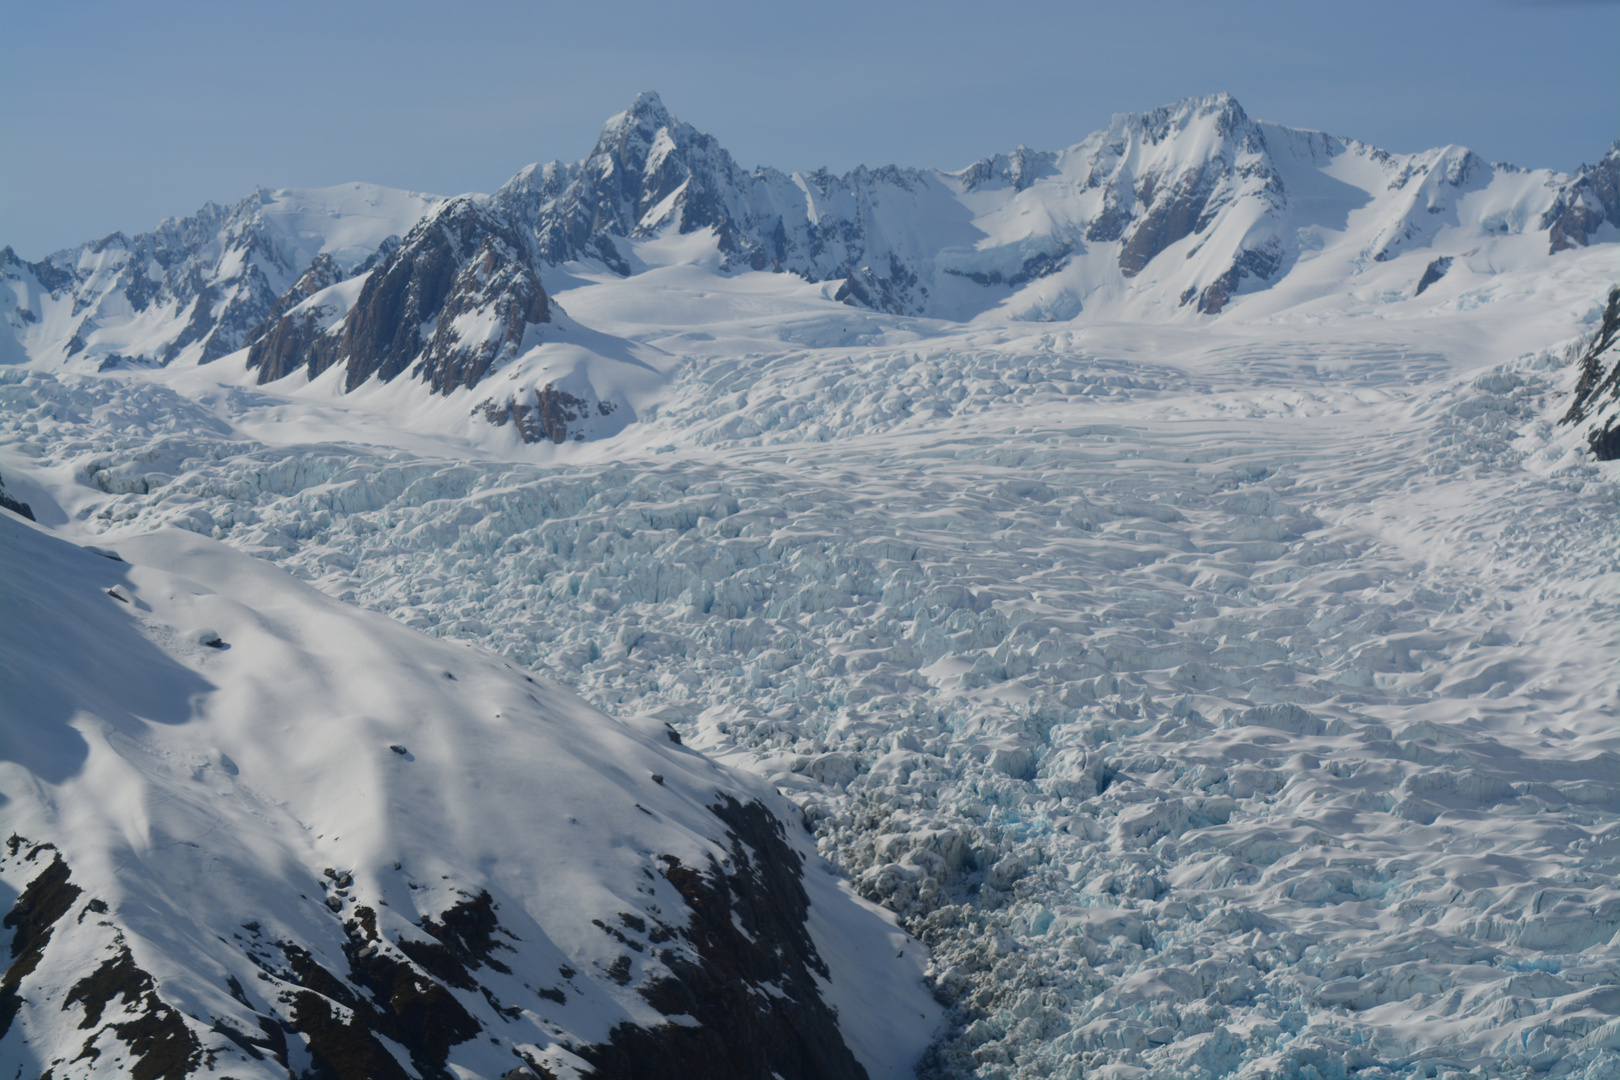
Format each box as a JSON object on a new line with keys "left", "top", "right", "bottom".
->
{"left": 5, "top": 301, "right": 1618, "bottom": 1079}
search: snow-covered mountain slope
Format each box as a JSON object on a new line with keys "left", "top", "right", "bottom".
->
{"left": 0, "top": 513, "right": 941, "bottom": 1080}
{"left": 2, "top": 184, "right": 440, "bottom": 370}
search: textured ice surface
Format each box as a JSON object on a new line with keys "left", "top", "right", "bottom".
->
{"left": 4, "top": 282, "right": 1619, "bottom": 1079}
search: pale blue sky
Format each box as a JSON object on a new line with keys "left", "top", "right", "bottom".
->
{"left": 3, "top": 0, "right": 1617, "bottom": 259}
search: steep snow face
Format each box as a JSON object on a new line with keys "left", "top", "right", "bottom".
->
{"left": 0, "top": 184, "right": 440, "bottom": 370}
{"left": 0, "top": 515, "right": 940, "bottom": 1080}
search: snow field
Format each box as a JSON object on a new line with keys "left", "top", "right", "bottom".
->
{"left": 4, "top": 305, "right": 1617, "bottom": 1079}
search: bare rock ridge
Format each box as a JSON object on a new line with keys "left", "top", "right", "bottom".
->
{"left": 1562, "top": 283, "right": 1620, "bottom": 459}
{"left": 0, "top": 804, "right": 867, "bottom": 1080}
{"left": 1543, "top": 140, "right": 1620, "bottom": 253}
{"left": 245, "top": 198, "right": 551, "bottom": 393}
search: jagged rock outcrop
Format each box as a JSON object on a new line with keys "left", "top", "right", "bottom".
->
{"left": 1543, "top": 141, "right": 1620, "bottom": 253}
{"left": 575, "top": 798, "right": 869, "bottom": 1080}
{"left": 500, "top": 92, "right": 758, "bottom": 271}
{"left": 0, "top": 472, "right": 33, "bottom": 521}
{"left": 241, "top": 253, "right": 346, "bottom": 382}
{"left": 1, "top": 803, "right": 869, "bottom": 1080}
{"left": 1561, "top": 284, "right": 1620, "bottom": 459}
{"left": 244, "top": 197, "right": 551, "bottom": 392}
{"left": 1415, "top": 255, "right": 1454, "bottom": 296}
{"left": 479, "top": 383, "right": 617, "bottom": 444}
{"left": 2, "top": 187, "right": 435, "bottom": 369}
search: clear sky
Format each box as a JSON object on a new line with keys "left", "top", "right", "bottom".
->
{"left": 3, "top": 0, "right": 1617, "bottom": 259}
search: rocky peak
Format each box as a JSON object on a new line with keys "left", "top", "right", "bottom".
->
{"left": 1120, "top": 91, "right": 1263, "bottom": 150}
{"left": 956, "top": 145, "right": 1058, "bottom": 192}
{"left": 244, "top": 196, "right": 551, "bottom": 393}
{"left": 1561, "top": 285, "right": 1620, "bottom": 459}
{"left": 529, "top": 91, "right": 755, "bottom": 268}
{"left": 594, "top": 90, "right": 677, "bottom": 164}
{"left": 1077, "top": 94, "right": 1285, "bottom": 299}
{"left": 1544, "top": 139, "right": 1620, "bottom": 254}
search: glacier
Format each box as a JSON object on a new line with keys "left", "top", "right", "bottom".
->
{"left": 2, "top": 92, "right": 1619, "bottom": 1080}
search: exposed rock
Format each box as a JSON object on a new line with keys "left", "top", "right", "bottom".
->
{"left": 579, "top": 796, "right": 870, "bottom": 1080}
{"left": 245, "top": 198, "right": 551, "bottom": 393}
{"left": 479, "top": 383, "right": 615, "bottom": 444}
{"left": 1, "top": 849, "right": 80, "bottom": 1037}
{"left": 1181, "top": 242, "right": 1285, "bottom": 314}
{"left": 242, "top": 253, "right": 347, "bottom": 381}
{"left": 1, "top": 797, "right": 869, "bottom": 1080}
{"left": 0, "top": 472, "right": 34, "bottom": 521}
{"left": 3, "top": 846, "right": 201, "bottom": 1079}
{"left": 1561, "top": 284, "right": 1620, "bottom": 459}
{"left": 1415, "top": 254, "right": 1453, "bottom": 296}
{"left": 1544, "top": 141, "right": 1620, "bottom": 254}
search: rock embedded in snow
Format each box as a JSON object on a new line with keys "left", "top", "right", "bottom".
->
{"left": 1561, "top": 284, "right": 1620, "bottom": 459}
{"left": 0, "top": 517, "right": 939, "bottom": 1080}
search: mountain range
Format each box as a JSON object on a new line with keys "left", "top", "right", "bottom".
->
{"left": 5, "top": 92, "right": 1617, "bottom": 448}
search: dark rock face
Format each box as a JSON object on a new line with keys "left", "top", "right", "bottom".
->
{"left": 244, "top": 198, "right": 551, "bottom": 394}
{"left": 1, "top": 847, "right": 80, "bottom": 1038}
{"left": 2, "top": 801, "right": 871, "bottom": 1080}
{"left": 1119, "top": 170, "right": 1220, "bottom": 278}
{"left": 0, "top": 472, "right": 34, "bottom": 521}
{"left": 1414, "top": 255, "right": 1453, "bottom": 296}
{"left": 1181, "top": 241, "right": 1285, "bottom": 315}
{"left": 577, "top": 797, "right": 868, "bottom": 1080}
{"left": 2, "top": 843, "right": 201, "bottom": 1079}
{"left": 1561, "top": 285, "right": 1620, "bottom": 460}
{"left": 241, "top": 253, "right": 346, "bottom": 382}
{"left": 479, "top": 383, "right": 615, "bottom": 443}
{"left": 1544, "top": 142, "right": 1620, "bottom": 254}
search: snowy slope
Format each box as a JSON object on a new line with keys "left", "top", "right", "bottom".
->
{"left": 0, "top": 513, "right": 940, "bottom": 1080}
{"left": 2, "top": 184, "right": 440, "bottom": 370}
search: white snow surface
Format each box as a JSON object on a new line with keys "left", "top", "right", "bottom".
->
{"left": 3, "top": 101, "right": 1620, "bottom": 1080}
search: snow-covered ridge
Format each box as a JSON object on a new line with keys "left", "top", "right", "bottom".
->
{"left": 0, "top": 513, "right": 940, "bottom": 1079}
{"left": 2, "top": 184, "right": 440, "bottom": 370}
{"left": 5, "top": 93, "right": 1616, "bottom": 444}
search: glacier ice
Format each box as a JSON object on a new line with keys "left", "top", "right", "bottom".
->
{"left": 4, "top": 293, "right": 1618, "bottom": 1079}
